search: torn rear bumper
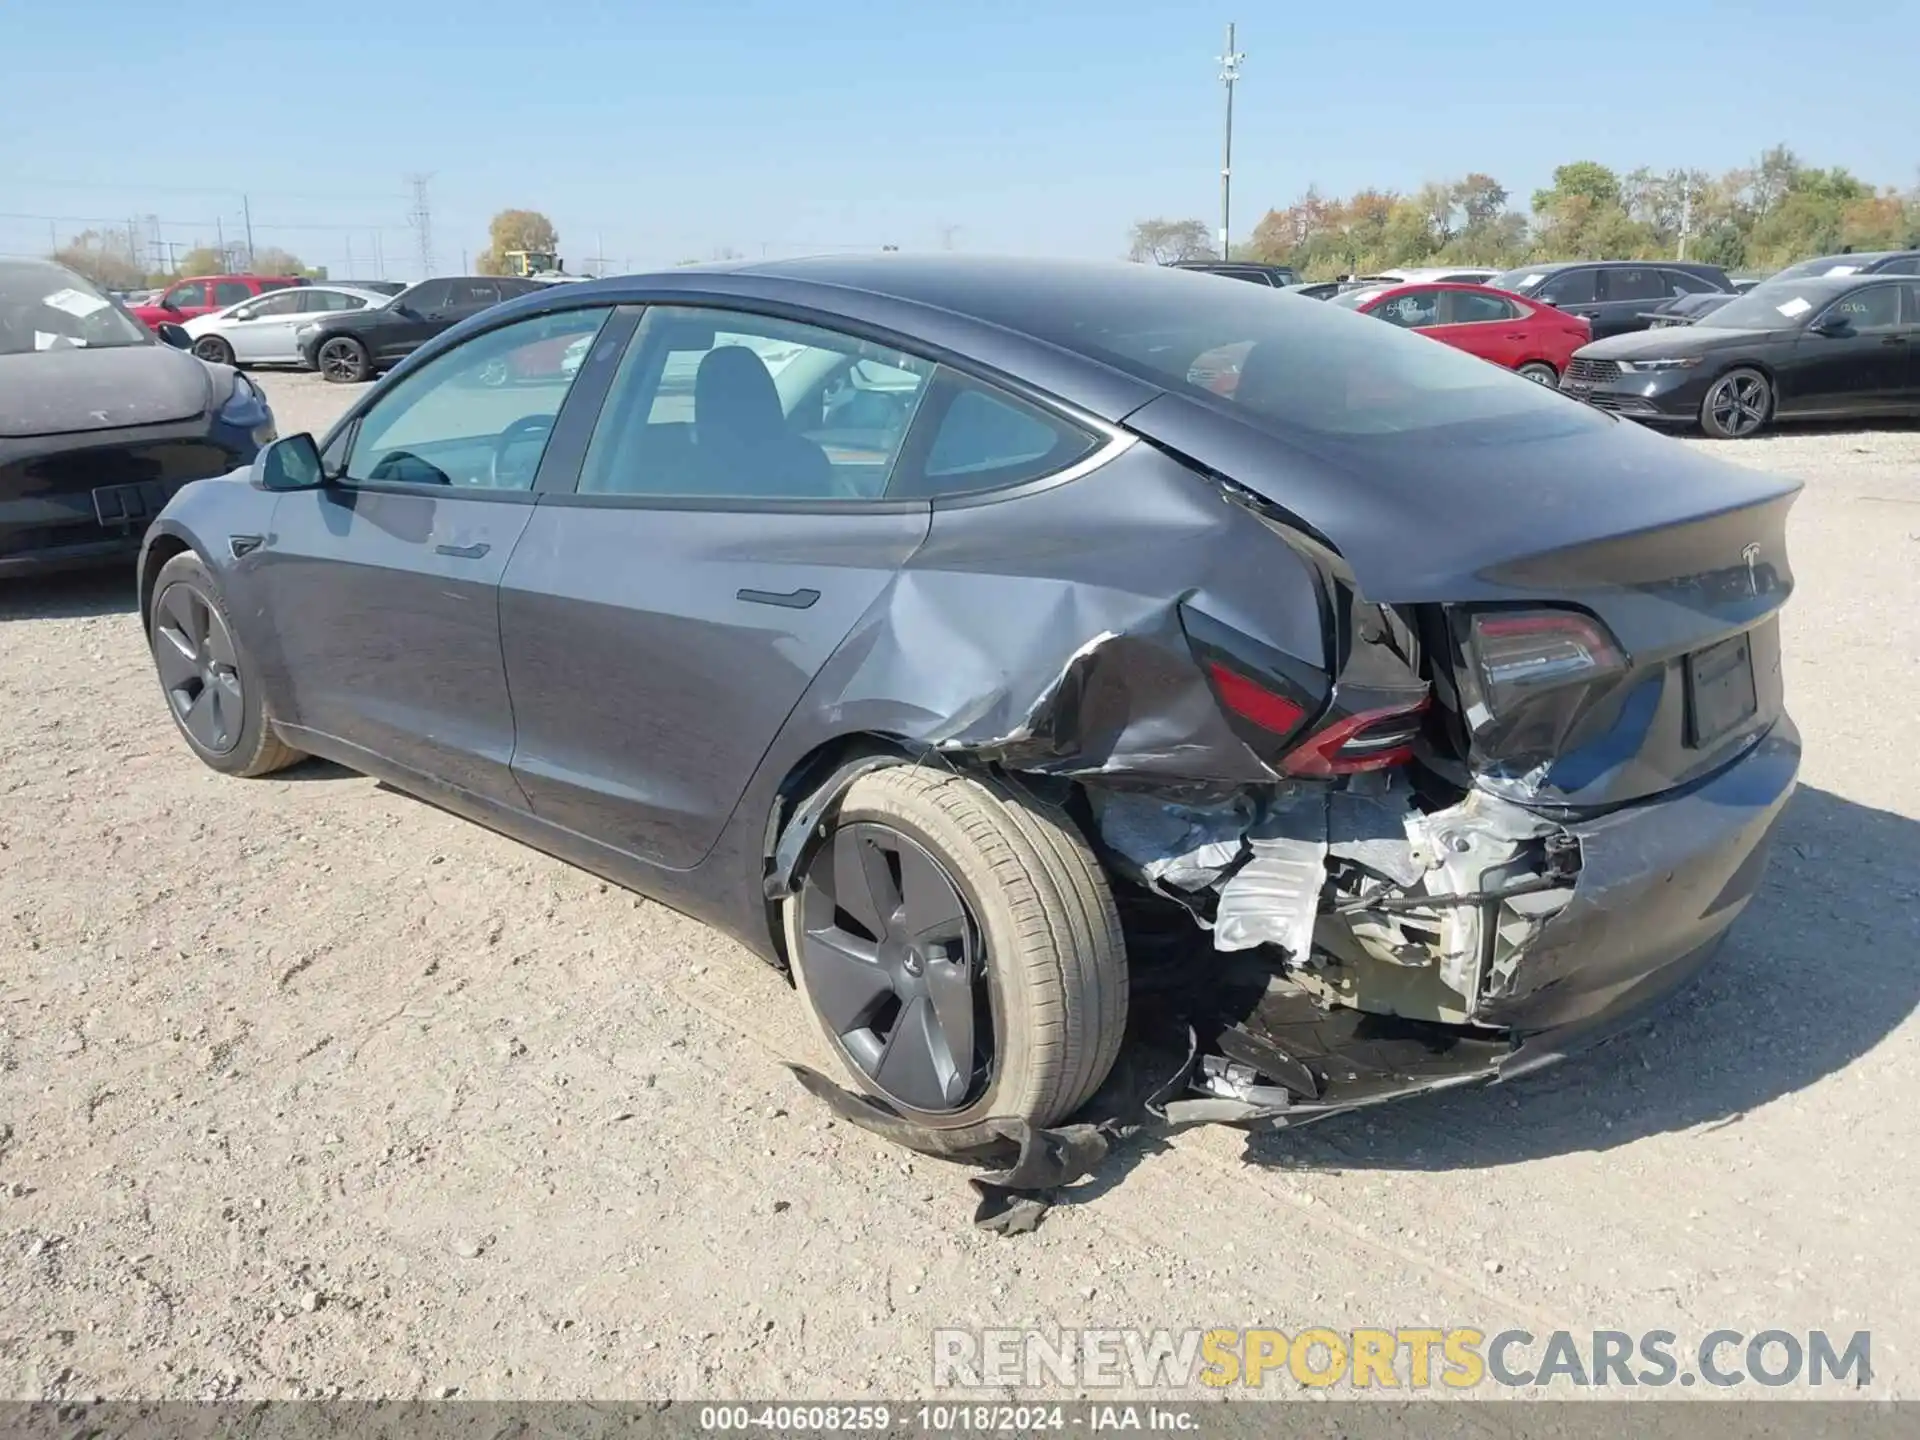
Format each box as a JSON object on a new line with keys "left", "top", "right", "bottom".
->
{"left": 1476, "top": 713, "right": 1799, "bottom": 1033}
{"left": 1202, "top": 714, "right": 1800, "bottom": 1116}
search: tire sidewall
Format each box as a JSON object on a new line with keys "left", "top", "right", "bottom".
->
{"left": 194, "top": 337, "right": 234, "bottom": 367}
{"left": 148, "top": 552, "right": 273, "bottom": 776}
{"left": 1518, "top": 361, "right": 1557, "bottom": 386}
{"left": 784, "top": 789, "right": 1052, "bottom": 1144}
{"left": 1701, "top": 366, "right": 1770, "bottom": 439}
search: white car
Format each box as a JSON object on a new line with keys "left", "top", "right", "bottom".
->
{"left": 184, "top": 285, "right": 393, "bottom": 368}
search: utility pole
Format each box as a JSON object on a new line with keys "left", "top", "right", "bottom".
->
{"left": 936, "top": 222, "right": 962, "bottom": 250}
{"left": 1218, "top": 22, "right": 1244, "bottom": 260}
{"left": 216, "top": 214, "right": 225, "bottom": 263}
{"left": 345, "top": 236, "right": 355, "bottom": 276}
{"left": 373, "top": 232, "right": 385, "bottom": 277}
{"left": 242, "top": 193, "right": 256, "bottom": 270}
{"left": 1678, "top": 182, "right": 1692, "bottom": 261}
{"left": 406, "top": 173, "right": 435, "bottom": 278}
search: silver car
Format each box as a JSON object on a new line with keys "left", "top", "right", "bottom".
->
{"left": 184, "top": 286, "right": 391, "bottom": 368}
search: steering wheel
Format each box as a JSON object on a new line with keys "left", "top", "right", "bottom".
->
{"left": 368, "top": 449, "right": 450, "bottom": 486}
{"left": 490, "top": 413, "right": 556, "bottom": 488}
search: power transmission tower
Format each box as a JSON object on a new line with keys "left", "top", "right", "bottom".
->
{"left": 1218, "top": 22, "right": 1245, "bottom": 259}
{"left": 936, "top": 222, "right": 962, "bottom": 250}
{"left": 406, "top": 173, "right": 435, "bottom": 278}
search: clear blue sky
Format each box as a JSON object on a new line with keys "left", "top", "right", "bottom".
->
{"left": 4, "top": 0, "right": 1915, "bottom": 278}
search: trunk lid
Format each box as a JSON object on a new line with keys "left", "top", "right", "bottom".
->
{"left": 1128, "top": 392, "right": 1800, "bottom": 809}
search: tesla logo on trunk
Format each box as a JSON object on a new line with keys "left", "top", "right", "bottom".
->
{"left": 1742, "top": 542, "right": 1763, "bottom": 595}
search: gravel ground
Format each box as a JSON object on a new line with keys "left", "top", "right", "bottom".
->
{"left": 3, "top": 371, "right": 1917, "bottom": 1401}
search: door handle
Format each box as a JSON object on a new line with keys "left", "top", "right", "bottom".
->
{"left": 435, "top": 542, "right": 491, "bottom": 560}
{"left": 737, "top": 586, "right": 820, "bottom": 610}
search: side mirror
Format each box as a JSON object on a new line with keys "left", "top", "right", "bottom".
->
{"left": 254, "top": 433, "right": 326, "bottom": 492}
{"left": 1808, "top": 314, "right": 1851, "bottom": 337}
{"left": 156, "top": 322, "right": 193, "bottom": 350}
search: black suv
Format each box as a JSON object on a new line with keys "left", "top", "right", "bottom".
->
{"left": 1170, "top": 260, "right": 1301, "bottom": 287}
{"left": 298, "top": 275, "right": 549, "bottom": 383}
{"left": 1487, "top": 261, "right": 1733, "bottom": 340}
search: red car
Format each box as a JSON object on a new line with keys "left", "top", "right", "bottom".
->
{"left": 1331, "top": 281, "right": 1591, "bottom": 385}
{"left": 129, "top": 274, "right": 307, "bottom": 331}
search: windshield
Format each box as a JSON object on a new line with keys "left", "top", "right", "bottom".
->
{"left": 1329, "top": 287, "right": 1389, "bottom": 310}
{"left": 1768, "top": 255, "right": 1869, "bottom": 283}
{"left": 0, "top": 261, "right": 152, "bottom": 355}
{"left": 1693, "top": 287, "right": 1824, "bottom": 331}
{"left": 1488, "top": 268, "right": 1549, "bottom": 293}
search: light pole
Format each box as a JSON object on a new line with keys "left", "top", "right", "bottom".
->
{"left": 1218, "top": 22, "right": 1244, "bottom": 260}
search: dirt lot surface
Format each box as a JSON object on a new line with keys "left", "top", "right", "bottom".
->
{"left": 3, "top": 371, "right": 1917, "bottom": 1401}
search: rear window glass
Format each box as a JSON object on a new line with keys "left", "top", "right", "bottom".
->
{"left": 945, "top": 266, "right": 1577, "bottom": 438}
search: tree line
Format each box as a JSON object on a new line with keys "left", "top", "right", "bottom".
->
{"left": 43, "top": 206, "right": 569, "bottom": 290}
{"left": 1130, "top": 146, "right": 1920, "bottom": 279}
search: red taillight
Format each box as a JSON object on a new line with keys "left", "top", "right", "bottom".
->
{"left": 1470, "top": 611, "right": 1623, "bottom": 713}
{"left": 1280, "top": 696, "right": 1431, "bottom": 777}
{"left": 1206, "top": 660, "right": 1306, "bottom": 735}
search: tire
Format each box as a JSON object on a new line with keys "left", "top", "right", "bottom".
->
{"left": 317, "top": 335, "right": 371, "bottom": 384}
{"left": 1700, "top": 367, "right": 1772, "bottom": 439}
{"left": 192, "top": 335, "right": 235, "bottom": 367}
{"left": 784, "top": 765, "right": 1127, "bottom": 1139}
{"left": 1517, "top": 361, "right": 1558, "bottom": 386}
{"left": 147, "top": 551, "right": 304, "bottom": 778}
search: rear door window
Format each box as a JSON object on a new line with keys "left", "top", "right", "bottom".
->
{"left": 163, "top": 281, "right": 211, "bottom": 309}
{"left": 1441, "top": 290, "right": 1518, "bottom": 324}
{"left": 1662, "top": 269, "right": 1718, "bottom": 295}
{"left": 1600, "top": 268, "right": 1665, "bottom": 303}
{"left": 1373, "top": 288, "right": 1442, "bottom": 328}
{"left": 1535, "top": 269, "right": 1597, "bottom": 305}
{"left": 212, "top": 281, "right": 253, "bottom": 307}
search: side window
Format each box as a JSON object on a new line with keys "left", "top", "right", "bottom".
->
{"left": 1882, "top": 257, "right": 1920, "bottom": 276}
{"left": 1535, "top": 269, "right": 1596, "bottom": 305}
{"left": 1820, "top": 285, "right": 1901, "bottom": 332}
{"left": 1442, "top": 290, "right": 1517, "bottom": 324}
{"left": 402, "top": 280, "right": 452, "bottom": 313}
{"left": 1221, "top": 269, "right": 1273, "bottom": 286}
{"left": 1375, "top": 289, "right": 1441, "bottom": 328}
{"left": 164, "top": 281, "right": 210, "bottom": 309}
{"left": 577, "top": 306, "right": 934, "bottom": 502}
{"left": 340, "top": 308, "right": 611, "bottom": 492}
{"left": 1905, "top": 283, "right": 1920, "bottom": 324}
{"left": 448, "top": 279, "right": 502, "bottom": 308}
{"left": 890, "top": 371, "right": 1100, "bottom": 499}
{"left": 241, "top": 291, "right": 303, "bottom": 319}
{"left": 1663, "top": 269, "right": 1717, "bottom": 295}
{"left": 304, "top": 290, "right": 365, "bottom": 312}
{"left": 257, "top": 279, "right": 298, "bottom": 292}
{"left": 1601, "top": 268, "right": 1665, "bottom": 303}
{"left": 212, "top": 281, "right": 253, "bottom": 307}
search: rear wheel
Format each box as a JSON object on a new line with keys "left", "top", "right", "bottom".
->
{"left": 148, "top": 552, "right": 303, "bottom": 778}
{"left": 317, "top": 336, "right": 371, "bottom": 384}
{"left": 192, "top": 335, "right": 235, "bottom": 367}
{"left": 784, "top": 766, "right": 1127, "bottom": 1139}
{"left": 1701, "top": 367, "right": 1772, "bottom": 439}
{"left": 1517, "top": 361, "right": 1558, "bottom": 386}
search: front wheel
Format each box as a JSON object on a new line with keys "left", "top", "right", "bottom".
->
{"left": 316, "top": 335, "right": 371, "bottom": 384}
{"left": 1700, "top": 367, "right": 1772, "bottom": 439}
{"left": 148, "top": 552, "right": 304, "bottom": 778}
{"left": 192, "top": 335, "right": 235, "bottom": 367}
{"left": 1517, "top": 361, "right": 1558, "bottom": 386}
{"left": 784, "top": 766, "right": 1127, "bottom": 1140}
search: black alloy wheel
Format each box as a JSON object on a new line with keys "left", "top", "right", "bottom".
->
{"left": 1702, "top": 368, "right": 1772, "bottom": 439}
{"left": 318, "top": 336, "right": 370, "bottom": 383}
{"left": 151, "top": 581, "right": 245, "bottom": 756}
{"left": 193, "top": 335, "right": 235, "bottom": 366}
{"left": 797, "top": 822, "right": 988, "bottom": 1114}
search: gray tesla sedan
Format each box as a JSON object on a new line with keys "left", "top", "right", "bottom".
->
{"left": 138, "top": 255, "right": 1801, "bottom": 1143}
